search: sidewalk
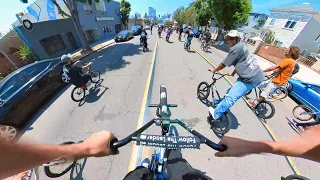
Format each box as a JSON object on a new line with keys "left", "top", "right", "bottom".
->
{"left": 254, "top": 54, "right": 320, "bottom": 85}
{"left": 71, "top": 38, "right": 115, "bottom": 60}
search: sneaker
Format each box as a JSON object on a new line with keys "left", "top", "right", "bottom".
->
{"left": 208, "top": 107, "right": 220, "bottom": 122}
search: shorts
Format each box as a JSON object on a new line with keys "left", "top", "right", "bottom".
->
{"left": 205, "top": 38, "right": 211, "bottom": 43}
{"left": 259, "top": 80, "right": 279, "bottom": 99}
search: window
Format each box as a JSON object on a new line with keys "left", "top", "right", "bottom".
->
{"left": 300, "top": 49, "right": 308, "bottom": 56}
{"left": 269, "top": 15, "right": 278, "bottom": 25}
{"left": 284, "top": 17, "right": 301, "bottom": 29}
{"left": 83, "top": 4, "right": 93, "bottom": 15}
{"left": 95, "top": 0, "right": 106, "bottom": 12}
{"left": 0, "top": 74, "right": 25, "bottom": 100}
{"left": 103, "top": 26, "right": 111, "bottom": 34}
{"left": 21, "top": 62, "right": 51, "bottom": 82}
{"left": 40, "top": 34, "right": 66, "bottom": 56}
{"left": 315, "top": 34, "right": 320, "bottom": 42}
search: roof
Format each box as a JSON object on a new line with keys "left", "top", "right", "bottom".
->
{"left": 270, "top": 3, "right": 319, "bottom": 14}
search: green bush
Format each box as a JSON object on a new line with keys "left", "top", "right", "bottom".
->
{"left": 18, "top": 45, "right": 37, "bottom": 64}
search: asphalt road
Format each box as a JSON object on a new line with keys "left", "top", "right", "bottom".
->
{"left": 19, "top": 30, "right": 319, "bottom": 180}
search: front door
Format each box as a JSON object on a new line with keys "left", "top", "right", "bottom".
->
{"left": 67, "top": 32, "right": 78, "bottom": 50}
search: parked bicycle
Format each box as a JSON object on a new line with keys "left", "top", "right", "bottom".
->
{"left": 109, "top": 85, "right": 227, "bottom": 179}
{"left": 70, "top": 62, "right": 101, "bottom": 102}
{"left": 196, "top": 72, "right": 232, "bottom": 134}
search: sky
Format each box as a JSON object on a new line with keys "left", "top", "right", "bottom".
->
{"left": 0, "top": 0, "right": 320, "bottom": 34}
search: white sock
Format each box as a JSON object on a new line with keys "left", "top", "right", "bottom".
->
{"left": 208, "top": 107, "right": 215, "bottom": 118}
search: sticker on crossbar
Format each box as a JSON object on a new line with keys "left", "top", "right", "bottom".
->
{"left": 137, "top": 134, "right": 200, "bottom": 149}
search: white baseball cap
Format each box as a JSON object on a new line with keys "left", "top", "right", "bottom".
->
{"left": 224, "top": 30, "right": 240, "bottom": 39}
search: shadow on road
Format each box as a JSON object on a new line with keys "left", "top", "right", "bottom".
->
{"left": 81, "top": 42, "right": 143, "bottom": 75}
{"left": 17, "top": 84, "right": 71, "bottom": 139}
{"left": 78, "top": 84, "right": 109, "bottom": 107}
{"left": 17, "top": 43, "right": 141, "bottom": 139}
{"left": 69, "top": 158, "right": 88, "bottom": 180}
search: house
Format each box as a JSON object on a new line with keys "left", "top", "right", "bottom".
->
{"left": 12, "top": 0, "right": 121, "bottom": 60}
{"left": 259, "top": 3, "right": 320, "bottom": 56}
{"left": 238, "top": 13, "right": 268, "bottom": 29}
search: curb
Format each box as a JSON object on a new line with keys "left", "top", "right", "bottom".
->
{"left": 79, "top": 41, "right": 115, "bottom": 61}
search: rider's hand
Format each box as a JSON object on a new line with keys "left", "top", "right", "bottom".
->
{"left": 79, "top": 131, "right": 118, "bottom": 158}
{"left": 215, "top": 136, "right": 256, "bottom": 157}
{"left": 209, "top": 67, "right": 215, "bottom": 73}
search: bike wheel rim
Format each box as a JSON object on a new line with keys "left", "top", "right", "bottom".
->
{"left": 211, "top": 114, "right": 229, "bottom": 133}
{"left": 256, "top": 102, "right": 272, "bottom": 118}
{"left": 91, "top": 72, "right": 99, "bottom": 82}
{"left": 198, "top": 84, "right": 209, "bottom": 99}
{"left": 73, "top": 88, "right": 85, "bottom": 101}
{"left": 294, "top": 106, "right": 313, "bottom": 121}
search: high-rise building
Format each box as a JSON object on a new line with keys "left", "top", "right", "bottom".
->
{"left": 148, "top": 7, "right": 156, "bottom": 18}
{"left": 135, "top": 12, "right": 141, "bottom": 18}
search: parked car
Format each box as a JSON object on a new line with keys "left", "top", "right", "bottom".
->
{"left": 0, "top": 58, "right": 67, "bottom": 140}
{"left": 131, "top": 25, "right": 142, "bottom": 36}
{"left": 114, "top": 30, "right": 134, "bottom": 42}
{"left": 145, "top": 25, "right": 151, "bottom": 30}
{"left": 287, "top": 79, "right": 320, "bottom": 119}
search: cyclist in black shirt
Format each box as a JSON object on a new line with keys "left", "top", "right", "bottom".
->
{"left": 184, "top": 26, "right": 194, "bottom": 50}
{"left": 62, "top": 54, "right": 92, "bottom": 89}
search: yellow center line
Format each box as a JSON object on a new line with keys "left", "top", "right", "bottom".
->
{"left": 191, "top": 46, "right": 302, "bottom": 176}
{"left": 127, "top": 38, "right": 159, "bottom": 172}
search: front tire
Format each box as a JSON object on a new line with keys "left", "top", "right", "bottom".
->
{"left": 293, "top": 105, "right": 314, "bottom": 121}
{"left": 71, "top": 87, "right": 86, "bottom": 102}
{"left": 90, "top": 70, "right": 100, "bottom": 83}
{"left": 197, "top": 82, "right": 210, "bottom": 100}
{"left": 44, "top": 142, "right": 76, "bottom": 178}
{"left": 283, "top": 175, "right": 311, "bottom": 180}
{"left": 255, "top": 101, "right": 275, "bottom": 119}
{"left": 210, "top": 112, "right": 231, "bottom": 135}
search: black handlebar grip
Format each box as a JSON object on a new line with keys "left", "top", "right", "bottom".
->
{"left": 109, "top": 138, "right": 119, "bottom": 155}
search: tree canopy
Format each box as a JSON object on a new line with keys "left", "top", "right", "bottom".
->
{"left": 120, "top": 0, "right": 131, "bottom": 29}
{"left": 192, "top": 0, "right": 252, "bottom": 30}
{"left": 173, "top": 6, "right": 186, "bottom": 26}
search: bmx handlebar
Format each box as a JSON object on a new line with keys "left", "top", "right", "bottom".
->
{"left": 109, "top": 118, "right": 227, "bottom": 154}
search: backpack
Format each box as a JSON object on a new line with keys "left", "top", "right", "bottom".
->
{"left": 292, "top": 63, "right": 300, "bottom": 75}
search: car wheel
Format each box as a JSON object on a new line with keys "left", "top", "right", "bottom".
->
{"left": 61, "top": 73, "right": 70, "bottom": 84}
{"left": 0, "top": 124, "right": 19, "bottom": 142}
{"left": 286, "top": 82, "right": 293, "bottom": 93}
